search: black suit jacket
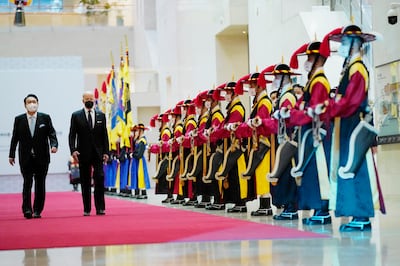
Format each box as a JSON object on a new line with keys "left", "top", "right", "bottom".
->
{"left": 9, "top": 112, "right": 58, "bottom": 168}
{"left": 68, "top": 109, "right": 109, "bottom": 163}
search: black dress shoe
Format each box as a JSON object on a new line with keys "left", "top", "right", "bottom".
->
{"left": 24, "top": 211, "right": 32, "bottom": 219}
{"left": 33, "top": 212, "right": 41, "bottom": 219}
{"left": 96, "top": 210, "right": 106, "bottom": 215}
{"left": 83, "top": 212, "right": 90, "bottom": 216}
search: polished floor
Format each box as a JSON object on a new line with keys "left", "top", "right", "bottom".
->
{"left": 0, "top": 174, "right": 399, "bottom": 266}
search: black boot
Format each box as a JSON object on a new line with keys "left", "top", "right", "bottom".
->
{"left": 227, "top": 201, "right": 247, "bottom": 213}
{"left": 161, "top": 193, "right": 174, "bottom": 204}
{"left": 137, "top": 190, "right": 148, "bottom": 199}
{"left": 251, "top": 197, "right": 273, "bottom": 216}
{"left": 273, "top": 202, "right": 298, "bottom": 220}
{"left": 195, "top": 195, "right": 211, "bottom": 208}
{"left": 303, "top": 200, "right": 331, "bottom": 225}
{"left": 340, "top": 217, "right": 371, "bottom": 232}
{"left": 130, "top": 189, "right": 139, "bottom": 198}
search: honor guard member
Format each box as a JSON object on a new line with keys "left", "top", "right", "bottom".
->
{"left": 288, "top": 39, "right": 332, "bottom": 225}
{"left": 325, "top": 25, "right": 385, "bottom": 231}
{"left": 263, "top": 64, "right": 301, "bottom": 220}
{"left": 177, "top": 99, "right": 198, "bottom": 206}
{"left": 202, "top": 86, "right": 226, "bottom": 210}
{"left": 236, "top": 65, "right": 276, "bottom": 216}
{"left": 131, "top": 123, "right": 151, "bottom": 199}
{"left": 150, "top": 112, "right": 172, "bottom": 203}
{"left": 165, "top": 102, "right": 185, "bottom": 204}
{"left": 187, "top": 91, "right": 213, "bottom": 207}
{"left": 212, "top": 80, "right": 248, "bottom": 213}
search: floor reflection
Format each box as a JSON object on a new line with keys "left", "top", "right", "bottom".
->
{"left": 1, "top": 176, "right": 400, "bottom": 266}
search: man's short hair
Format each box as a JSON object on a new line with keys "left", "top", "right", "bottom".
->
{"left": 24, "top": 94, "right": 39, "bottom": 104}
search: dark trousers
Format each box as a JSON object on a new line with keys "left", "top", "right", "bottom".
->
{"left": 79, "top": 158, "right": 105, "bottom": 213}
{"left": 21, "top": 157, "right": 49, "bottom": 214}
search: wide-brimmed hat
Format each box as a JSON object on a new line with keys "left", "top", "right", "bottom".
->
{"left": 289, "top": 41, "right": 330, "bottom": 69}
{"left": 208, "top": 87, "right": 225, "bottom": 102}
{"left": 247, "top": 72, "right": 271, "bottom": 89}
{"left": 329, "top": 24, "right": 376, "bottom": 43}
{"left": 264, "top": 63, "right": 301, "bottom": 76}
{"left": 136, "top": 123, "right": 149, "bottom": 131}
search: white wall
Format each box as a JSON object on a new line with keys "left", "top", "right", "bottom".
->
{"left": 0, "top": 57, "right": 84, "bottom": 175}
{"left": 155, "top": 0, "right": 218, "bottom": 111}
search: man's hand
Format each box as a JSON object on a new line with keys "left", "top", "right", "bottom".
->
{"left": 51, "top": 147, "right": 58, "bottom": 153}
{"left": 72, "top": 151, "right": 80, "bottom": 163}
{"left": 9, "top": 158, "right": 15, "bottom": 166}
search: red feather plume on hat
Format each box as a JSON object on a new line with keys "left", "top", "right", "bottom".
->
{"left": 235, "top": 74, "right": 250, "bottom": 95}
{"left": 215, "top": 83, "right": 226, "bottom": 90}
{"left": 258, "top": 65, "right": 275, "bottom": 88}
{"left": 150, "top": 114, "right": 158, "bottom": 127}
{"left": 162, "top": 110, "right": 170, "bottom": 123}
{"left": 290, "top": 43, "right": 309, "bottom": 69}
{"left": 194, "top": 90, "right": 208, "bottom": 107}
{"left": 319, "top": 27, "right": 343, "bottom": 57}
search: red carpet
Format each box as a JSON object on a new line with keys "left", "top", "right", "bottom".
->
{"left": 0, "top": 192, "right": 327, "bottom": 250}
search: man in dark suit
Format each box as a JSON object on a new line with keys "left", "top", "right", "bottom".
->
{"left": 9, "top": 94, "right": 58, "bottom": 219}
{"left": 69, "top": 91, "right": 109, "bottom": 216}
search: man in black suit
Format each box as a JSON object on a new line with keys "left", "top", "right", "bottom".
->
{"left": 9, "top": 94, "right": 58, "bottom": 219}
{"left": 69, "top": 91, "right": 109, "bottom": 216}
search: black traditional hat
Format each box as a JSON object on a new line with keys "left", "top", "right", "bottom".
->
{"left": 329, "top": 24, "right": 376, "bottom": 43}
{"left": 264, "top": 63, "right": 301, "bottom": 76}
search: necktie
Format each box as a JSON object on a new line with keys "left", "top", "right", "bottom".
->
{"left": 88, "top": 110, "right": 93, "bottom": 128}
{"left": 29, "top": 116, "right": 35, "bottom": 136}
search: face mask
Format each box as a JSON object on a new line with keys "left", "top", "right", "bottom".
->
{"left": 84, "top": 101, "right": 94, "bottom": 109}
{"left": 338, "top": 44, "right": 351, "bottom": 58}
{"left": 181, "top": 109, "right": 187, "bottom": 119}
{"left": 195, "top": 107, "right": 202, "bottom": 116}
{"left": 303, "top": 61, "right": 313, "bottom": 72}
{"left": 205, "top": 101, "right": 211, "bottom": 109}
{"left": 26, "top": 103, "right": 38, "bottom": 113}
{"left": 338, "top": 36, "right": 352, "bottom": 58}
{"left": 272, "top": 76, "right": 282, "bottom": 89}
{"left": 249, "top": 87, "right": 256, "bottom": 97}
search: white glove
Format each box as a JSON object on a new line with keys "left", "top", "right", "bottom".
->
{"left": 247, "top": 119, "right": 253, "bottom": 128}
{"left": 280, "top": 108, "right": 290, "bottom": 119}
{"left": 176, "top": 136, "right": 184, "bottom": 144}
{"left": 252, "top": 117, "right": 262, "bottom": 127}
{"left": 272, "top": 110, "right": 280, "bottom": 119}
{"left": 230, "top": 123, "right": 239, "bottom": 131}
{"left": 189, "top": 129, "right": 197, "bottom": 137}
{"left": 203, "top": 129, "right": 210, "bottom": 138}
{"left": 314, "top": 103, "right": 325, "bottom": 115}
{"left": 168, "top": 139, "right": 174, "bottom": 145}
{"left": 306, "top": 107, "right": 314, "bottom": 118}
